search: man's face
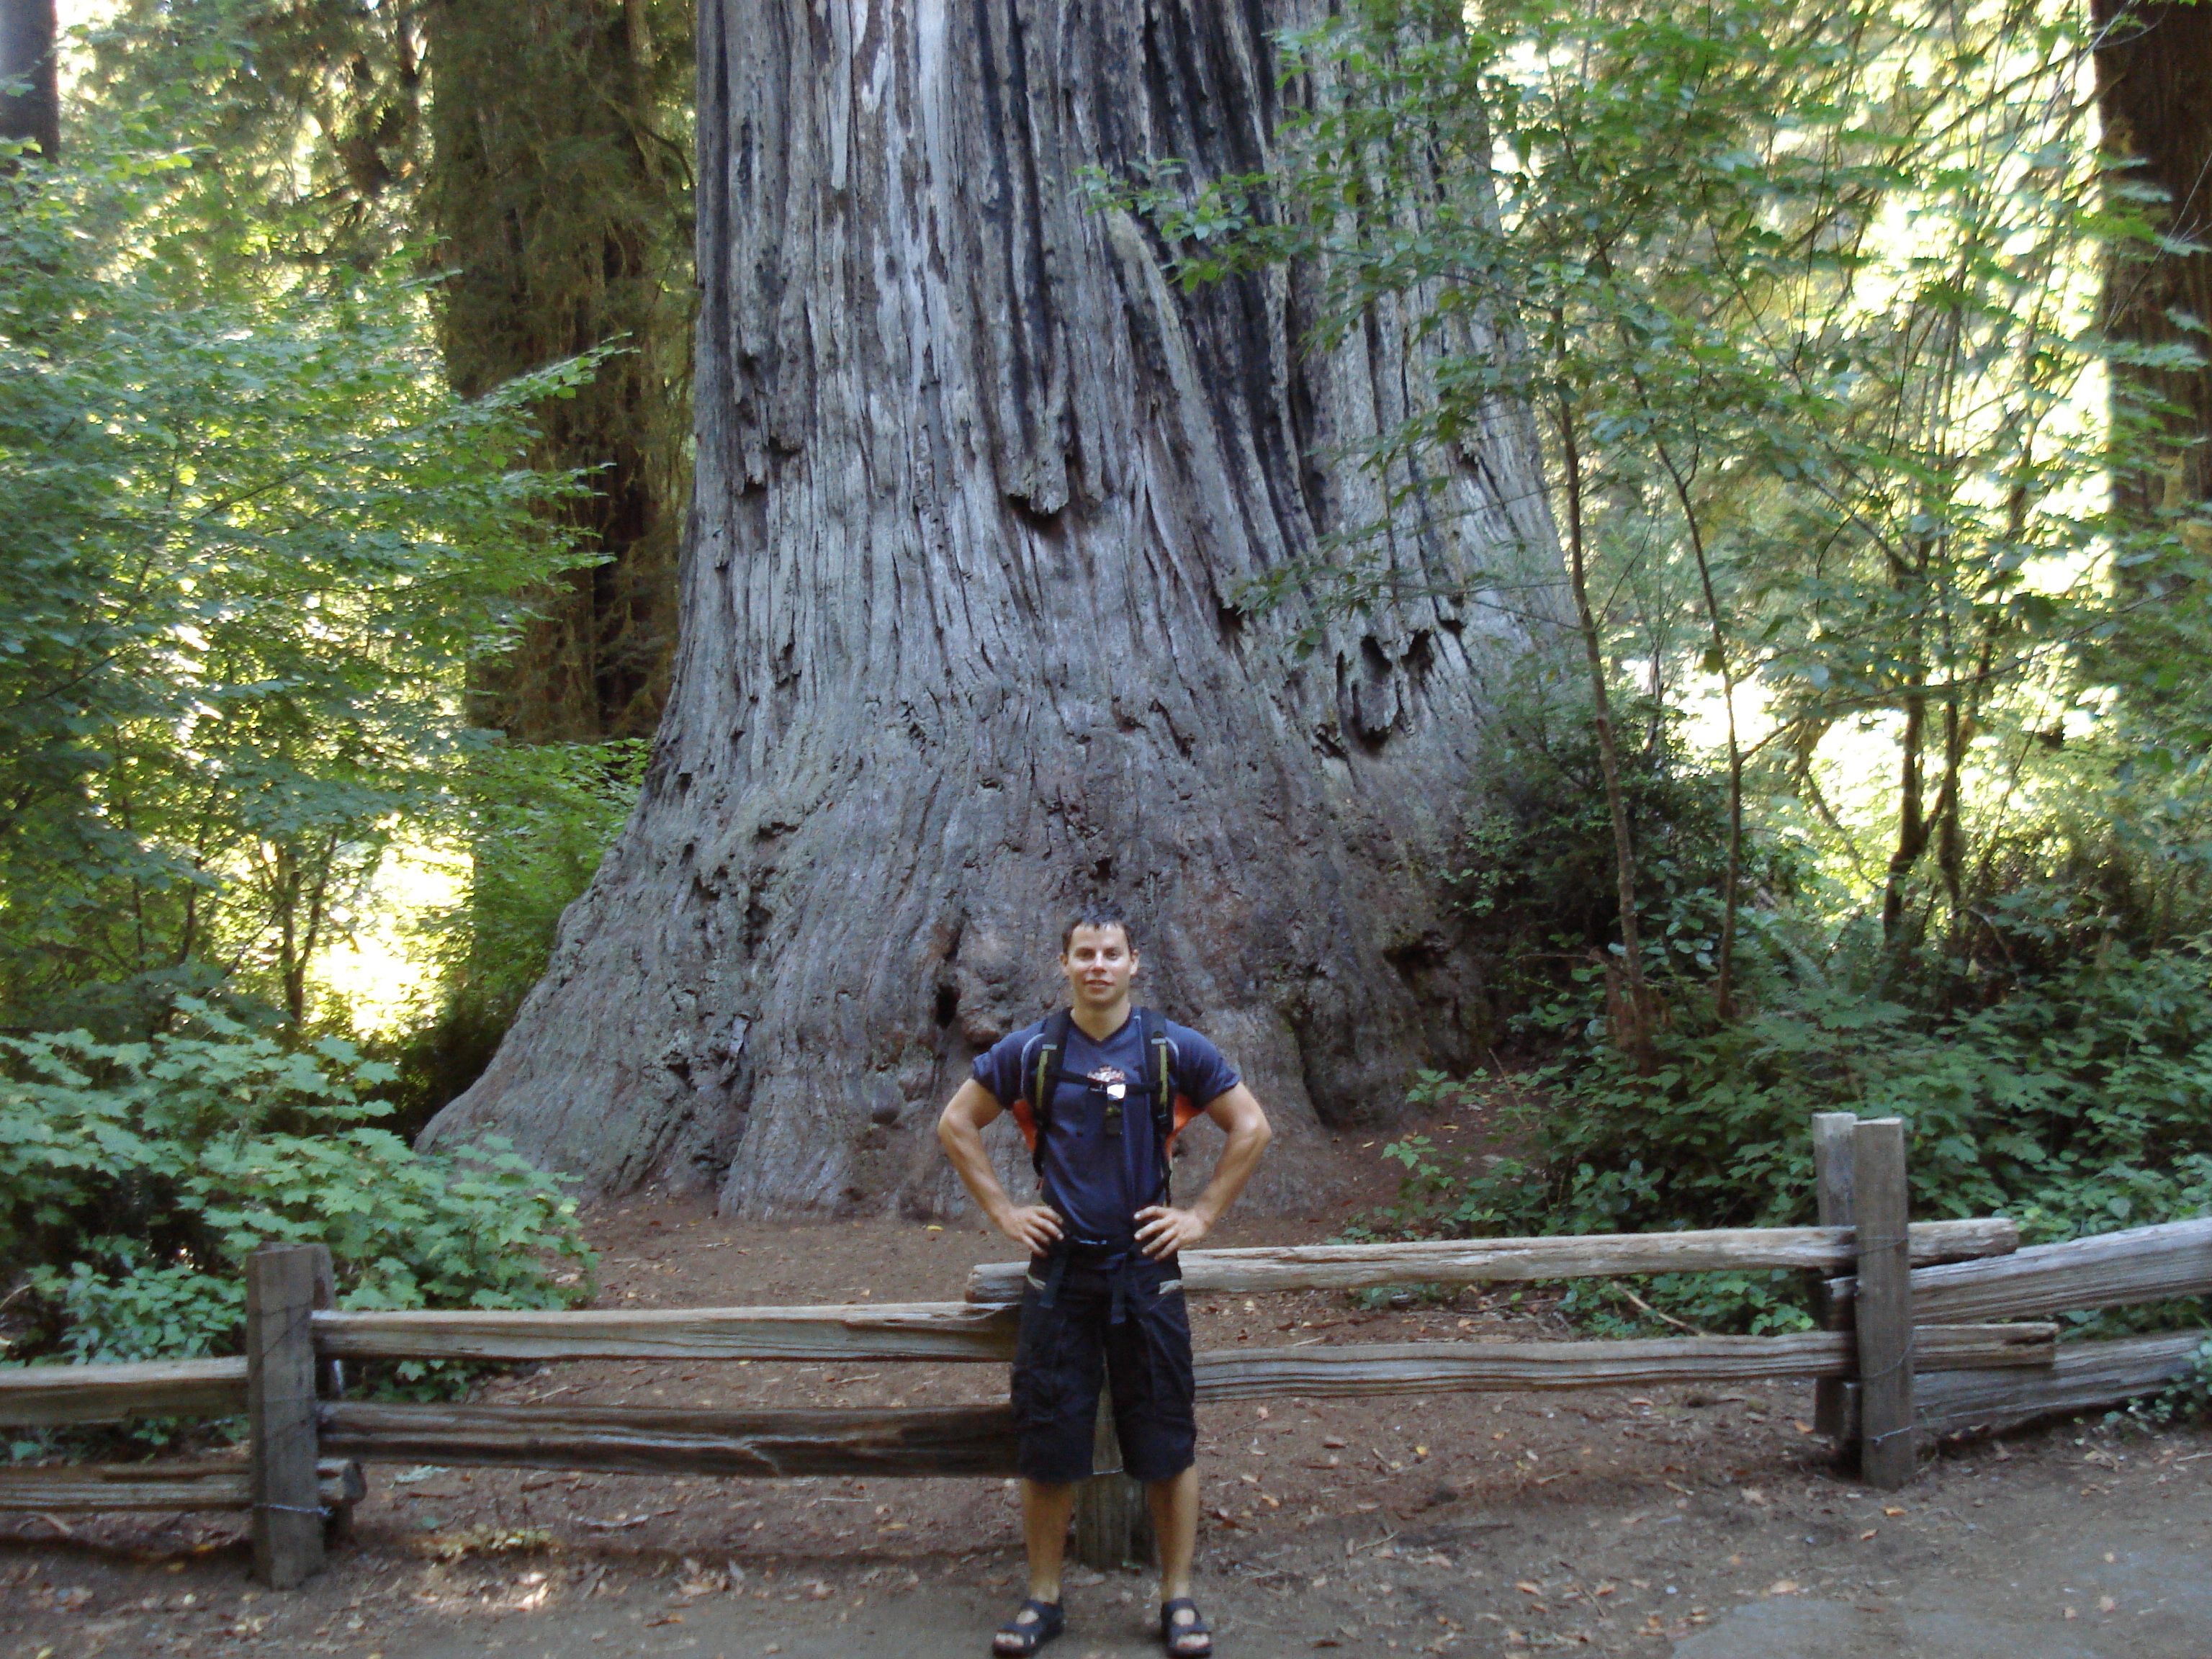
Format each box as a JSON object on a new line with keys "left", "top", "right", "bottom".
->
{"left": 1061, "top": 924, "right": 1138, "bottom": 1010}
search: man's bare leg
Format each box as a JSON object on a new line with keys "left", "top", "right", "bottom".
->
{"left": 993, "top": 1480, "right": 1076, "bottom": 1652}
{"left": 1146, "top": 1465, "right": 1200, "bottom": 1599}
{"left": 1020, "top": 1478, "right": 1077, "bottom": 1602}
{"left": 1146, "top": 1465, "right": 1208, "bottom": 1650}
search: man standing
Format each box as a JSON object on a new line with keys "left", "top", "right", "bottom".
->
{"left": 938, "top": 902, "right": 1272, "bottom": 1658}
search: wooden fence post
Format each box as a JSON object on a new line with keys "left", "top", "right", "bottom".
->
{"left": 1811, "top": 1112, "right": 1859, "bottom": 1445}
{"left": 304, "top": 1248, "right": 354, "bottom": 1544}
{"left": 1072, "top": 1387, "right": 1151, "bottom": 1568}
{"left": 248, "top": 1243, "right": 331, "bottom": 1588}
{"left": 1852, "top": 1120, "right": 1916, "bottom": 1489}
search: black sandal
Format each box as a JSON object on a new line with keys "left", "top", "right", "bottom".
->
{"left": 1159, "top": 1596, "right": 1213, "bottom": 1657}
{"left": 992, "top": 1596, "right": 1065, "bottom": 1656}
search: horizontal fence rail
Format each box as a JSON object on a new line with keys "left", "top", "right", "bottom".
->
{"left": 298, "top": 1323, "right": 2057, "bottom": 1481}
{"left": 1915, "top": 1331, "right": 2207, "bottom": 1438}
{"left": 1188, "top": 1323, "right": 2053, "bottom": 1403}
{"left": 318, "top": 1400, "right": 1021, "bottom": 1480}
{"left": 0, "top": 1357, "right": 248, "bottom": 1428}
{"left": 1822, "top": 1216, "right": 2212, "bottom": 1327}
{"left": 307, "top": 1308, "right": 2051, "bottom": 1377}
{"left": 0, "top": 1457, "right": 361, "bottom": 1514}
{"left": 313, "top": 1301, "right": 1020, "bottom": 1364}
{"left": 964, "top": 1219, "right": 2020, "bottom": 1305}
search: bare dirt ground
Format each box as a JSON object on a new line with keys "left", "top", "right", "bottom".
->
{"left": 4, "top": 1138, "right": 2209, "bottom": 1659}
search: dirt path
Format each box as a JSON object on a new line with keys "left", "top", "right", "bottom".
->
{"left": 4, "top": 1180, "right": 2208, "bottom": 1659}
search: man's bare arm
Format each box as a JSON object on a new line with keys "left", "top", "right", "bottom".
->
{"left": 1133, "top": 1082, "right": 1272, "bottom": 1259}
{"left": 936, "top": 1078, "right": 1064, "bottom": 1254}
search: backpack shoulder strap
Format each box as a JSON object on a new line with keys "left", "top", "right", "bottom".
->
{"left": 1138, "top": 1009, "right": 1173, "bottom": 1134}
{"left": 1137, "top": 1008, "right": 1192, "bottom": 1206}
{"left": 1016, "top": 1008, "right": 1076, "bottom": 1178}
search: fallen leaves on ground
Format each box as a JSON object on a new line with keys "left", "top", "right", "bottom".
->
{"left": 421, "top": 1525, "right": 552, "bottom": 1563}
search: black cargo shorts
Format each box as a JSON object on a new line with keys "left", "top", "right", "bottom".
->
{"left": 1009, "top": 1242, "right": 1197, "bottom": 1486}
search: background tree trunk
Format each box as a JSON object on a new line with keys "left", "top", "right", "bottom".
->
{"left": 425, "top": 0, "right": 693, "bottom": 742}
{"left": 2093, "top": 0, "right": 2212, "bottom": 518}
{"left": 0, "top": 0, "right": 58, "bottom": 161}
{"left": 424, "top": 0, "right": 1565, "bottom": 1216}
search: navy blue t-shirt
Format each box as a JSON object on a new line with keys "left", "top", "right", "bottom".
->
{"left": 973, "top": 1011, "right": 1240, "bottom": 1245}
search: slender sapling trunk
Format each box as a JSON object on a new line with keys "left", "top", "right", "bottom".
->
{"left": 1557, "top": 397, "right": 1654, "bottom": 1061}
{"left": 1658, "top": 451, "right": 1744, "bottom": 1022}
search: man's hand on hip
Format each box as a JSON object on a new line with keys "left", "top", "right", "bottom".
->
{"left": 996, "top": 1203, "right": 1064, "bottom": 1254}
{"left": 1134, "top": 1205, "right": 1209, "bottom": 1259}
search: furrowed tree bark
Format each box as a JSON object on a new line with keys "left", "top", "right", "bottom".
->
{"left": 425, "top": 0, "right": 1564, "bottom": 1215}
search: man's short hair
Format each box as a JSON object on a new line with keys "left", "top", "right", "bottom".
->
{"left": 1061, "top": 900, "right": 1138, "bottom": 956}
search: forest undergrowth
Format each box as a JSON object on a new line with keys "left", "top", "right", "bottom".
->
{"left": 1341, "top": 721, "right": 2212, "bottom": 1426}
{"left": 0, "top": 5, "right": 623, "bottom": 1402}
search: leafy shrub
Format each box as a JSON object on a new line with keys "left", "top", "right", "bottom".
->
{"left": 1449, "top": 698, "right": 1801, "bottom": 1033}
{"left": 2119, "top": 1336, "right": 2212, "bottom": 1428}
{"left": 1368, "top": 940, "right": 2212, "bottom": 1332}
{"left": 0, "top": 1003, "right": 593, "bottom": 1373}
{"left": 28, "top": 1257, "right": 247, "bottom": 1364}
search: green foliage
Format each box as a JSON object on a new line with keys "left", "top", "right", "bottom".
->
{"left": 0, "top": 1003, "right": 593, "bottom": 1375}
{"left": 28, "top": 1257, "right": 248, "bottom": 1367}
{"left": 0, "top": 16, "right": 664, "bottom": 1414}
{"left": 2120, "top": 1336, "right": 2212, "bottom": 1429}
{"left": 438, "top": 741, "right": 649, "bottom": 1026}
{"left": 387, "top": 739, "right": 647, "bottom": 1130}
{"left": 1450, "top": 683, "right": 1805, "bottom": 1020}
{"left": 1370, "top": 938, "right": 2212, "bottom": 1329}
{"left": 73, "top": 0, "right": 429, "bottom": 270}
{"left": 0, "top": 35, "right": 596, "bottom": 1038}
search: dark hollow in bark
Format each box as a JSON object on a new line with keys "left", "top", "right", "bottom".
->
{"left": 424, "top": 0, "right": 1563, "bottom": 1218}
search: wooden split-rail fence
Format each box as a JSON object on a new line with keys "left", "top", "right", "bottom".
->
{"left": 1, "top": 1115, "right": 2207, "bottom": 1588}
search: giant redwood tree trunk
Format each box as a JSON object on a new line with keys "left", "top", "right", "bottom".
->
{"left": 2093, "top": 0, "right": 2212, "bottom": 516}
{"left": 1, "top": 0, "right": 58, "bottom": 161}
{"left": 424, "top": 0, "right": 1563, "bottom": 1216}
{"left": 426, "top": 0, "right": 693, "bottom": 742}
